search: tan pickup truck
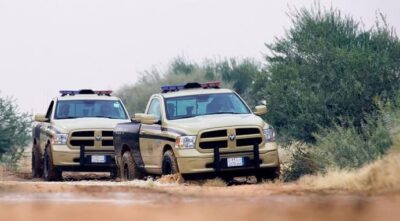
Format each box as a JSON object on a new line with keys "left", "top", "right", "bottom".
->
{"left": 32, "top": 89, "right": 130, "bottom": 181}
{"left": 114, "top": 82, "right": 280, "bottom": 181}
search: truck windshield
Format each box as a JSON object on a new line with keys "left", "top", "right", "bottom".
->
{"left": 165, "top": 93, "right": 250, "bottom": 120}
{"left": 54, "top": 100, "right": 128, "bottom": 119}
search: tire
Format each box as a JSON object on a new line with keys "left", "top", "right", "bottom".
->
{"left": 43, "top": 146, "right": 62, "bottom": 181}
{"left": 256, "top": 166, "right": 280, "bottom": 183}
{"left": 162, "top": 150, "right": 179, "bottom": 175}
{"left": 31, "top": 144, "right": 43, "bottom": 178}
{"left": 110, "top": 168, "right": 118, "bottom": 179}
{"left": 121, "top": 151, "right": 142, "bottom": 180}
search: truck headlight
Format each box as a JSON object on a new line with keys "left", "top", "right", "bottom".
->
{"left": 263, "top": 127, "right": 275, "bottom": 142}
{"left": 175, "top": 136, "right": 196, "bottom": 149}
{"left": 52, "top": 133, "right": 68, "bottom": 145}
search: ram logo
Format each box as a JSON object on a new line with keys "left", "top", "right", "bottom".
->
{"left": 95, "top": 135, "right": 102, "bottom": 141}
{"left": 228, "top": 134, "right": 236, "bottom": 141}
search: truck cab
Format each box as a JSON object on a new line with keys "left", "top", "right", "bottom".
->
{"left": 114, "top": 82, "right": 280, "bottom": 181}
{"left": 32, "top": 89, "right": 131, "bottom": 181}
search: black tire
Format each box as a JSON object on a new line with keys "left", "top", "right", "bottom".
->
{"left": 256, "top": 166, "right": 280, "bottom": 183}
{"left": 162, "top": 150, "right": 179, "bottom": 175}
{"left": 31, "top": 144, "right": 43, "bottom": 178}
{"left": 110, "top": 168, "right": 118, "bottom": 179}
{"left": 121, "top": 151, "right": 142, "bottom": 180}
{"left": 43, "top": 146, "right": 62, "bottom": 181}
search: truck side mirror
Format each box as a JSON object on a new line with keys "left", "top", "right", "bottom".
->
{"left": 254, "top": 105, "right": 267, "bottom": 116}
{"left": 131, "top": 113, "right": 142, "bottom": 121}
{"left": 133, "top": 113, "right": 158, "bottom": 125}
{"left": 34, "top": 114, "right": 48, "bottom": 122}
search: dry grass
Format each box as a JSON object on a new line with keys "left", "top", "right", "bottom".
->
{"left": 202, "top": 178, "right": 227, "bottom": 187}
{"left": 158, "top": 174, "right": 185, "bottom": 184}
{"left": 299, "top": 150, "right": 400, "bottom": 192}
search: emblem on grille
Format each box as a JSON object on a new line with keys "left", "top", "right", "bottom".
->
{"left": 228, "top": 134, "right": 236, "bottom": 141}
{"left": 95, "top": 135, "right": 102, "bottom": 141}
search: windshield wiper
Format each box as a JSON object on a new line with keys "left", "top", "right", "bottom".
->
{"left": 209, "top": 111, "right": 242, "bottom": 115}
{"left": 173, "top": 115, "right": 196, "bottom": 120}
{"left": 93, "top": 115, "right": 117, "bottom": 119}
{"left": 57, "top": 116, "right": 78, "bottom": 119}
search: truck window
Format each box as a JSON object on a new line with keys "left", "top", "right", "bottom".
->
{"left": 147, "top": 98, "right": 161, "bottom": 121}
{"left": 54, "top": 100, "right": 128, "bottom": 119}
{"left": 165, "top": 93, "right": 250, "bottom": 120}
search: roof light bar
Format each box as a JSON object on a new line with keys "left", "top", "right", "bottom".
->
{"left": 59, "top": 90, "right": 112, "bottom": 96}
{"left": 201, "top": 81, "right": 221, "bottom": 89}
{"left": 59, "top": 90, "right": 79, "bottom": 96}
{"left": 94, "top": 90, "right": 112, "bottom": 96}
{"left": 161, "top": 84, "right": 185, "bottom": 93}
{"left": 160, "top": 81, "right": 222, "bottom": 93}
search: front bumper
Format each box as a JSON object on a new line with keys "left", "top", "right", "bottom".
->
{"left": 176, "top": 143, "right": 279, "bottom": 175}
{"left": 51, "top": 144, "right": 116, "bottom": 171}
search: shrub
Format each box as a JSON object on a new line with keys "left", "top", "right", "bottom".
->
{"left": 313, "top": 117, "right": 392, "bottom": 172}
{"left": 253, "top": 5, "right": 400, "bottom": 143}
{"left": 0, "top": 95, "right": 32, "bottom": 167}
{"left": 282, "top": 143, "right": 317, "bottom": 182}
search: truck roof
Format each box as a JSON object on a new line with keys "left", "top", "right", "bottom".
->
{"left": 160, "top": 88, "right": 234, "bottom": 98}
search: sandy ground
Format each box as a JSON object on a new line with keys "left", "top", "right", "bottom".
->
{"left": 1, "top": 148, "right": 400, "bottom": 221}
{"left": 1, "top": 168, "right": 400, "bottom": 221}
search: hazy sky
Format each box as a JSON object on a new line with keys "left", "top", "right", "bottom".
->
{"left": 0, "top": 0, "right": 399, "bottom": 114}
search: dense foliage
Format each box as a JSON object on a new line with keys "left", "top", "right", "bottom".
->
{"left": 0, "top": 94, "right": 31, "bottom": 164}
{"left": 253, "top": 6, "right": 400, "bottom": 143}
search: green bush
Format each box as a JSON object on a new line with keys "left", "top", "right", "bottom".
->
{"left": 0, "top": 95, "right": 32, "bottom": 167}
{"left": 283, "top": 107, "right": 395, "bottom": 181}
{"left": 313, "top": 118, "right": 392, "bottom": 172}
{"left": 282, "top": 143, "right": 317, "bottom": 182}
{"left": 253, "top": 5, "right": 400, "bottom": 143}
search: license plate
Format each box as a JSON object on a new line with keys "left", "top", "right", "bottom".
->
{"left": 227, "top": 157, "right": 244, "bottom": 167}
{"left": 91, "top": 155, "right": 106, "bottom": 163}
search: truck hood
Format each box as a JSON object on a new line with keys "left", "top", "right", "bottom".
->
{"left": 166, "top": 114, "right": 268, "bottom": 135}
{"left": 51, "top": 118, "right": 131, "bottom": 133}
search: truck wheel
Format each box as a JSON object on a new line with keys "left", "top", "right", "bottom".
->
{"left": 162, "top": 150, "right": 179, "bottom": 175}
{"left": 256, "top": 166, "right": 280, "bottom": 183}
{"left": 43, "top": 146, "right": 62, "bottom": 181}
{"left": 31, "top": 144, "right": 43, "bottom": 178}
{"left": 121, "top": 151, "right": 142, "bottom": 180}
{"left": 110, "top": 168, "right": 119, "bottom": 180}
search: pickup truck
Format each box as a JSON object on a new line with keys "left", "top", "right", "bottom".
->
{"left": 32, "top": 89, "right": 131, "bottom": 181}
{"left": 113, "top": 82, "right": 280, "bottom": 181}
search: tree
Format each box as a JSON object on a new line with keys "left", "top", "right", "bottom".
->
{"left": 254, "top": 5, "right": 400, "bottom": 143}
{"left": 0, "top": 94, "right": 32, "bottom": 164}
{"left": 204, "top": 58, "right": 262, "bottom": 105}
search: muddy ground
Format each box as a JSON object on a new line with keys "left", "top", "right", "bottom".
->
{"left": 1, "top": 169, "right": 399, "bottom": 221}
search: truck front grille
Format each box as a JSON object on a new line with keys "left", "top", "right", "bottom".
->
{"left": 71, "top": 131, "right": 94, "bottom": 137}
{"left": 70, "top": 140, "right": 94, "bottom": 147}
{"left": 198, "top": 127, "right": 263, "bottom": 150}
{"left": 68, "top": 130, "right": 114, "bottom": 148}
{"left": 199, "top": 140, "right": 228, "bottom": 149}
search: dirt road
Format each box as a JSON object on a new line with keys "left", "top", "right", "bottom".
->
{"left": 1, "top": 171, "right": 399, "bottom": 221}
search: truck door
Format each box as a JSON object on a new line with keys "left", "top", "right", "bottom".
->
{"left": 40, "top": 100, "right": 54, "bottom": 151}
{"left": 140, "top": 98, "right": 162, "bottom": 171}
